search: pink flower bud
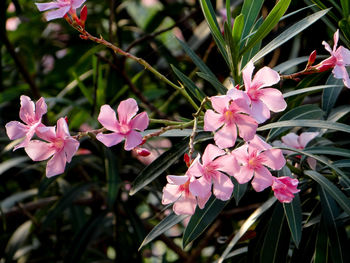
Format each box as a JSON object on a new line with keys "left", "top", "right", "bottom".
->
{"left": 272, "top": 176, "right": 300, "bottom": 203}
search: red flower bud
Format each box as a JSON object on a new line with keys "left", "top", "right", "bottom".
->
{"left": 184, "top": 153, "right": 191, "bottom": 167}
{"left": 136, "top": 148, "right": 151, "bottom": 157}
{"left": 64, "top": 116, "right": 69, "bottom": 125}
{"left": 307, "top": 50, "right": 317, "bottom": 67}
{"left": 80, "top": 5, "right": 88, "bottom": 28}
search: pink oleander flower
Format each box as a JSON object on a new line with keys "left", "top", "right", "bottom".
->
{"left": 5, "top": 95, "right": 47, "bottom": 150}
{"left": 187, "top": 144, "right": 239, "bottom": 201}
{"left": 237, "top": 61, "right": 286, "bottom": 123}
{"left": 162, "top": 172, "right": 211, "bottom": 215}
{"left": 35, "top": 0, "right": 86, "bottom": 21}
{"left": 234, "top": 135, "right": 286, "bottom": 192}
{"left": 96, "top": 99, "right": 149, "bottom": 151}
{"left": 274, "top": 132, "right": 319, "bottom": 169}
{"left": 272, "top": 176, "right": 300, "bottom": 203}
{"left": 315, "top": 30, "right": 350, "bottom": 88}
{"left": 24, "top": 118, "right": 80, "bottom": 178}
{"left": 204, "top": 95, "right": 258, "bottom": 149}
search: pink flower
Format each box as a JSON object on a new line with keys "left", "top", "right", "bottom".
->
{"left": 234, "top": 135, "right": 286, "bottom": 192}
{"left": 24, "top": 118, "right": 80, "bottom": 178}
{"left": 204, "top": 95, "right": 258, "bottom": 149}
{"left": 274, "top": 132, "right": 319, "bottom": 169}
{"left": 96, "top": 99, "right": 149, "bottom": 151}
{"left": 162, "top": 173, "right": 210, "bottom": 215}
{"left": 35, "top": 0, "right": 86, "bottom": 21}
{"left": 5, "top": 95, "right": 47, "bottom": 150}
{"left": 315, "top": 30, "right": 350, "bottom": 88}
{"left": 271, "top": 176, "right": 300, "bottom": 203}
{"left": 132, "top": 138, "right": 172, "bottom": 165}
{"left": 187, "top": 144, "right": 239, "bottom": 201}
{"left": 239, "top": 62, "right": 286, "bottom": 123}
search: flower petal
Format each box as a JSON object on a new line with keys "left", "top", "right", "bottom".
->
{"left": 167, "top": 175, "right": 189, "bottom": 185}
{"left": 212, "top": 172, "right": 233, "bottom": 201}
{"left": 64, "top": 137, "right": 80, "bottom": 162}
{"left": 46, "top": 150, "right": 66, "bottom": 177}
{"left": 197, "top": 192, "right": 211, "bottom": 209}
{"left": 162, "top": 184, "right": 180, "bottom": 205}
{"left": 249, "top": 135, "right": 271, "bottom": 153}
{"left": 36, "top": 125, "right": 57, "bottom": 142}
{"left": 71, "top": 0, "right": 86, "bottom": 9}
{"left": 202, "top": 144, "right": 225, "bottom": 165}
{"left": 251, "top": 166, "right": 273, "bottom": 192}
{"left": 5, "top": 121, "right": 29, "bottom": 140}
{"left": 281, "top": 133, "right": 300, "bottom": 149}
{"left": 35, "top": 2, "right": 61, "bottom": 11}
{"left": 242, "top": 61, "right": 254, "bottom": 91}
{"left": 213, "top": 154, "right": 240, "bottom": 177}
{"left": 234, "top": 165, "right": 254, "bottom": 184}
{"left": 19, "top": 95, "right": 35, "bottom": 124}
{"left": 189, "top": 176, "right": 211, "bottom": 198}
{"left": 35, "top": 97, "right": 47, "bottom": 121}
{"left": 299, "top": 132, "right": 319, "bottom": 148}
{"left": 173, "top": 194, "right": 196, "bottom": 215}
{"left": 210, "top": 95, "right": 230, "bottom": 114}
{"left": 235, "top": 114, "right": 257, "bottom": 142}
{"left": 260, "top": 148, "right": 285, "bottom": 170}
{"left": 98, "top": 105, "right": 118, "bottom": 132}
{"left": 96, "top": 132, "right": 124, "bottom": 147}
{"left": 259, "top": 88, "right": 287, "bottom": 112}
{"left": 214, "top": 124, "right": 237, "bottom": 149}
{"left": 45, "top": 6, "right": 71, "bottom": 21}
{"left": 117, "top": 98, "right": 138, "bottom": 124}
{"left": 130, "top": 111, "right": 149, "bottom": 131}
{"left": 250, "top": 99, "right": 270, "bottom": 124}
{"left": 56, "top": 118, "right": 70, "bottom": 139}
{"left": 25, "top": 140, "right": 55, "bottom": 161}
{"left": 124, "top": 130, "right": 143, "bottom": 150}
{"left": 204, "top": 109, "right": 223, "bottom": 131}
{"left": 251, "top": 66, "right": 280, "bottom": 90}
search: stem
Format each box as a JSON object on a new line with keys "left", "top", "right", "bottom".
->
{"left": 143, "top": 120, "right": 194, "bottom": 141}
{"left": 149, "top": 118, "right": 188, "bottom": 125}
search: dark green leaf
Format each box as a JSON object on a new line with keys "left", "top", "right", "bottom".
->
{"left": 340, "top": 0, "right": 349, "bottom": 17}
{"left": 130, "top": 132, "right": 212, "bottom": 196}
{"left": 283, "top": 194, "right": 302, "bottom": 248}
{"left": 283, "top": 84, "right": 342, "bottom": 98}
{"left": 304, "top": 147, "right": 350, "bottom": 158}
{"left": 240, "top": 0, "right": 264, "bottom": 41}
{"left": 314, "top": 217, "right": 329, "bottom": 263}
{"left": 104, "top": 148, "right": 122, "bottom": 209}
{"left": 183, "top": 196, "right": 228, "bottom": 248}
{"left": 232, "top": 177, "right": 247, "bottom": 205}
{"left": 197, "top": 72, "right": 227, "bottom": 94}
{"left": 322, "top": 74, "right": 344, "bottom": 117}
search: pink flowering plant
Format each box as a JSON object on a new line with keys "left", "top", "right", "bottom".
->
{"left": 2, "top": 0, "right": 350, "bottom": 262}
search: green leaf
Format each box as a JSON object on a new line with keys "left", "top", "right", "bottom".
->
{"left": 226, "top": 0, "right": 232, "bottom": 31}
{"left": 183, "top": 196, "right": 228, "bottom": 248}
{"left": 319, "top": 186, "right": 347, "bottom": 263}
{"left": 224, "top": 21, "right": 238, "bottom": 77}
{"left": 340, "top": 0, "right": 349, "bottom": 18}
{"left": 305, "top": 170, "right": 350, "bottom": 216}
{"left": 240, "top": 0, "right": 291, "bottom": 56}
{"left": 314, "top": 217, "right": 329, "bottom": 263}
{"left": 232, "top": 15, "right": 244, "bottom": 45}
{"left": 197, "top": 72, "right": 227, "bottom": 94}
{"left": 240, "top": 0, "right": 264, "bottom": 41}
{"left": 232, "top": 177, "right": 247, "bottom": 205}
{"left": 130, "top": 132, "right": 212, "bottom": 196}
{"left": 72, "top": 71, "right": 93, "bottom": 104}
{"left": 104, "top": 148, "right": 122, "bottom": 209}
{"left": 304, "top": 147, "right": 350, "bottom": 158}
{"left": 328, "top": 106, "right": 350, "bottom": 122}
{"left": 260, "top": 203, "right": 290, "bottom": 263}
{"left": 241, "top": 17, "right": 263, "bottom": 68}
{"left": 42, "top": 182, "right": 94, "bottom": 228}
{"left": 0, "top": 189, "right": 38, "bottom": 213}
{"left": 171, "top": 65, "right": 206, "bottom": 102}
{"left": 0, "top": 156, "right": 29, "bottom": 176}
{"left": 266, "top": 105, "right": 324, "bottom": 141}
{"left": 322, "top": 74, "right": 344, "bottom": 117}
{"left": 283, "top": 84, "right": 342, "bottom": 98}
{"left": 140, "top": 212, "right": 188, "bottom": 249}
{"left": 274, "top": 56, "right": 310, "bottom": 73}
{"left": 283, "top": 194, "right": 302, "bottom": 248}
{"left": 218, "top": 197, "right": 277, "bottom": 263}
{"left": 250, "top": 8, "right": 329, "bottom": 63}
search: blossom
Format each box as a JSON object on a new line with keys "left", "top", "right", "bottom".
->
{"left": 35, "top": 0, "right": 86, "bottom": 21}
{"left": 162, "top": 173, "right": 211, "bottom": 215}
{"left": 233, "top": 135, "right": 285, "bottom": 192}
{"left": 204, "top": 95, "right": 258, "bottom": 149}
{"left": 96, "top": 99, "right": 149, "bottom": 151}
{"left": 274, "top": 132, "right": 319, "bottom": 169}
{"left": 187, "top": 144, "right": 239, "bottom": 201}
{"left": 271, "top": 176, "right": 300, "bottom": 203}
{"left": 5, "top": 95, "right": 47, "bottom": 150}
{"left": 24, "top": 118, "right": 80, "bottom": 178}
{"left": 239, "top": 61, "right": 286, "bottom": 123}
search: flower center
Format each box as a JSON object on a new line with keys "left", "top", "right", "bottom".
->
{"left": 119, "top": 123, "right": 131, "bottom": 135}
{"left": 54, "top": 138, "right": 65, "bottom": 150}
{"left": 179, "top": 180, "right": 190, "bottom": 196}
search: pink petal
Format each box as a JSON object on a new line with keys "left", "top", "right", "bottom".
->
{"left": 338, "top": 46, "right": 350, "bottom": 64}
{"left": 281, "top": 133, "right": 300, "bottom": 148}
{"left": 307, "top": 157, "right": 317, "bottom": 170}
{"left": 333, "top": 65, "right": 350, "bottom": 88}
{"left": 249, "top": 135, "right": 271, "bottom": 153}
{"left": 35, "top": 97, "right": 47, "bottom": 121}
{"left": 186, "top": 155, "right": 203, "bottom": 178}
{"left": 45, "top": 6, "right": 71, "bottom": 21}
{"left": 212, "top": 173, "right": 233, "bottom": 201}
{"left": 19, "top": 95, "right": 35, "bottom": 125}
{"left": 242, "top": 61, "right": 254, "bottom": 91}
{"left": 56, "top": 118, "right": 70, "bottom": 139}
{"left": 250, "top": 100, "right": 270, "bottom": 124}
{"left": 167, "top": 175, "right": 189, "bottom": 185}
{"left": 173, "top": 194, "right": 197, "bottom": 215}
{"left": 96, "top": 132, "right": 124, "bottom": 147}
{"left": 251, "top": 66, "right": 280, "bottom": 90}
{"left": 204, "top": 110, "right": 223, "bottom": 131}
{"left": 36, "top": 125, "right": 56, "bottom": 142}
{"left": 25, "top": 140, "right": 55, "bottom": 161}
{"left": 117, "top": 98, "right": 138, "bottom": 124}
{"left": 260, "top": 148, "right": 285, "bottom": 170}
{"left": 124, "top": 130, "right": 143, "bottom": 150}
{"left": 162, "top": 184, "right": 181, "bottom": 204}
{"left": 130, "top": 111, "right": 149, "bottom": 131}
{"left": 71, "top": 0, "right": 86, "bottom": 9}
{"left": 5, "top": 121, "right": 29, "bottom": 140}
{"left": 35, "top": 2, "right": 61, "bottom": 11}
{"left": 189, "top": 176, "right": 211, "bottom": 198}
{"left": 98, "top": 105, "right": 118, "bottom": 132}
{"left": 251, "top": 166, "right": 273, "bottom": 192}
{"left": 210, "top": 95, "right": 230, "bottom": 114}
{"left": 234, "top": 165, "right": 254, "bottom": 184}
{"left": 202, "top": 144, "right": 225, "bottom": 165}
{"left": 212, "top": 154, "right": 240, "bottom": 177}
{"left": 63, "top": 137, "right": 80, "bottom": 162}
{"left": 322, "top": 40, "right": 333, "bottom": 54}
{"left": 259, "top": 88, "right": 287, "bottom": 112}
{"left": 214, "top": 124, "right": 237, "bottom": 149}
{"left": 299, "top": 132, "right": 319, "bottom": 148}
{"left": 333, "top": 29, "right": 339, "bottom": 52}
{"left": 14, "top": 129, "right": 36, "bottom": 151}
{"left": 232, "top": 144, "right": 249, "bottom": 165}
{"left": 235, "top": 114, "right": 257, "bottom": 142}
{"left": 197, "top": 192, "right": 211, "bottom": 209}
{"left": 46, "top": 150, "right": 66, "bottom": 177}
{"left": 227, "top": 88, "right": 250, "bottom": 102}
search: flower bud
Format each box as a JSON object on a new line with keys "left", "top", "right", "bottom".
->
{"left": 80, "top": 5, "right": 88, "bottom": 28}
{"left": 306, "top": 50, "right": 317, "bottom": 67}
{"left": 135, "top": 147, "right": 151, "bottom": 157}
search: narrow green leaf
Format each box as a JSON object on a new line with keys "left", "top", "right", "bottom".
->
{"left": 314, "top": 217, "right": 329, "bottom": 263}
{"left": 274, "top": 56, "right": 309, "bottom": 73}
{"left": 322, "top": 74, "right": 344, "bottom": 117}
{"left": 305, "top": 170, "right": 350, "bottom": 216}
{"left": 283, "top": 194, "right": 302, "bottom": 248}
{"left": 240, "top": 0, "right": 264, "bottom": 41}
{"left": 319, "top": 187, "right": 346, "bottom": 263}
{"left": 266, "top": 105, "right": 324, "bottom": 141}
{"left": 304, "top": 147, "right": 350, "bottom": 158}
{"left": 0, "top": 156, "right": 28, "bottom": 176}
{"left": 104, "top": 148, "right": 122, "bottom": 209}
{"left": 241, "top": 17, "right": 263, "bottom": 68}
{"left": 240, "top": 0, "right": 291, "bottom": 56}
{"left": 232, "top": 14, "right": 244, "bottom": 48}
{"left": 232, "top": 177, "right": 247, "bottom": 205}
{"left": 196, "top": 72, "right": 227, "bottom": 94}
{"left": 226, "top": 0, "right": 232, "bottom": 30}
{"left": 72, "top": 71, "right": 93, "bottom": 104}
{"left": 0, "top": 189, "right": 37, "bottom": 213}
{"left": 183, "top": 196, "right": 228, "bottom": 248}
{"left": 140, "top": 212, "right": 188, "bottom": 249}
{"left": 42, "top": 182, "right": 94, "bottom": 228}
{"left": 340, "top": 0, "right": 349, "bottom": 17}
{"left": 260, "top": 203, "right": 290, "bottom": 263}
{"left": 224, "top": 21, "right": 237, "bottom": 76}
{"left": 250, "top": 8, "right": 329, "bottom": 63}
{"left": 130, "top": 132, "right": 212, "bottom": 196}
{"left": 283, "top": 84, "right": 342, "bottom": 98}
{"left": 218, "top": 197, "right": 277, "bottom": 263}
{"left": 328, "top": 106, "right": 350, "bottom": 122}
